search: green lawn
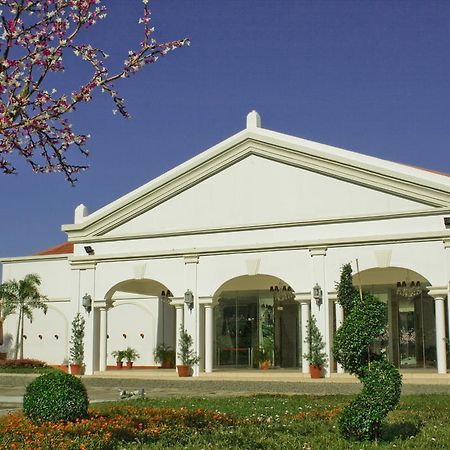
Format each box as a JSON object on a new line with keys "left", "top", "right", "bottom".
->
{"left": 0, "top": 394, "right": 448, "bottom": 449}
{"left": 99, "top": 394, "right": 449, "bottom": 449}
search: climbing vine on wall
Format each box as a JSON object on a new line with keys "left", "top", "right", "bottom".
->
{"left": 333, "top": 263, "right": 402, "bottom": 440}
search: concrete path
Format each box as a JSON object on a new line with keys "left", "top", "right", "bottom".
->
{"left": 0, "top": 369, "right": 446, "bottom": 415}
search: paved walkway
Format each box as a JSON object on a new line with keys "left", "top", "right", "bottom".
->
{"left": 0, "top": 369, "right": 446, "bottom": 413}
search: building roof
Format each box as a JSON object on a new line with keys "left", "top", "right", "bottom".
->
{"left": 33, "top": 242, "right": 74, "bottom": 256}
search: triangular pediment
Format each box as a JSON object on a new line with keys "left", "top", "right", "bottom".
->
{"left": 63, "top": 125, "right": 450, "bottom": 240}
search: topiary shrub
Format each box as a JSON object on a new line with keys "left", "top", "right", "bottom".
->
{"left": 23, "top": 371, "right": 89, "bottom": 423}
{"left": 333, "top": 263, "right": 402, "bottom": 441}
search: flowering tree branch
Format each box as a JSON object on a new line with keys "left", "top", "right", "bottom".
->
{"left": 0, "top": 0, "right": 189, "bottom": 183}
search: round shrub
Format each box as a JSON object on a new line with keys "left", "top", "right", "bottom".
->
{"left": 23, "top": 371, "right": 89, "bottom": 422}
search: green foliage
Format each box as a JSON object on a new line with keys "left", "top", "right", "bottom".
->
{"left": 336, "top": 263, "right": 359, "bottom": 315}
{"left": 0, "top": 273, "right": 48, "bottom": 358}
{"left": 303, "top": 315, "right": 327, "bottom": 367}
{"left": 333, "top": 263, "right": 402, "bottom": 441}
{"left": 123, "top": 346, "right": 140, "bottom": 362}
{"left": 69, "top": 313, "right": 85, "bottom": 365}
{"left": 153, "top": 344, "right": 175, "bottom": 366}
{"left": 23, "top": 371, "right": 89, "bottom": 423}
{"left": 111, "top": 349, "right": 126, "bottom": 362}
{"left": 333, "top": 293, "right": 386, "bottom": 377}
{"left": 177, "top": 326, "right": 200, "bottom": 366}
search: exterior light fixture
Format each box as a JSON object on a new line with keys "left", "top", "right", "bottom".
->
{"left": 313, "top": 283, "right": 323, "bottom": 306}
{"left": 184, "top": 289, "right": 194, "bottom": 311}
{"left": 160, "top": 289, "right": 173, "bottom": 303}
{"left": 270, "top": 283, "right": 295, "bottom": 302}
{"left": 82, "top": 293, "right": 92, "bottom": 313}
{"left": 84, "top": 246, "right": 95, "bottom": 255}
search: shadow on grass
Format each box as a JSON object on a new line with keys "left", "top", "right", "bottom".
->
{"left": 381, "top": 421, "right": 422, "bottom": 442}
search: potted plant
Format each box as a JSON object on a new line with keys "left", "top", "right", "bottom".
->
{"left": 177, "top": 326, "right": 200, "bottom": 377}
{"left": 69, "top": 313, "right": 85, "bottom": 375}
{"left": 254, "top": 339, "right": 274, "bottom": 370}
{"left": 153, "top": 344, "right": 176, "bottom": 368}
{"left": 303, "top": 315, "right": 327, "bottom": 378}
{"left": 111, "top": 350, "right": 126, "bottom": 369}
{"left": 123, "top": 347, "right": 140, "bottom": 369}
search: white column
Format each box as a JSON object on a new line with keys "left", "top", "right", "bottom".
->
{"left": 173, "top": 302, "right": 184, "bottom": 366}
{"left": 309, "top": 247, "right": 330, "bottom": 377}
{"left": 435, "top": 296, "right": 447, "bottom": 374}
{"left": 444, "top": 240, "right": 450, "bottom": 360}
{"left": 300, "top": 300, "right": 310, "bottom": 374}
{"left": 204, "top": 304, "right": 214, "bottom": 373}
{"left": 334, "top": 300, "right": 344, "bottom": 374}
{"left": 99, "top": 306, "right": 108, "bottom": 372}
{"left": 184, "top": 255, "right": 200, "bottom": 376}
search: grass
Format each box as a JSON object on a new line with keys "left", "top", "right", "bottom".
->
{"left": 0, "top": 394, "right": 448, "bottom": 449}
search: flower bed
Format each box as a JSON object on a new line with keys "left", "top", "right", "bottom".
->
{"left": 0, "top": 405, "right": 235, "bottom": 449}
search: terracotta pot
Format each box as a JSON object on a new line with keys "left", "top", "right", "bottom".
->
{"left": 70, "top": 364, "right": 84, "bottom": 375}
{"left": 309, "top": 364, "right": 323, "bottom": 379}
{"left": 126, "top": 361, "right": 133, "bottom": 369}
{"left": 177, "top": 365, "right": 192, "bottom": 377}
{"left": 116, "top": 361, "right": 123, "bottom": 369}
{"left": 260, "top": 360, "right": 270, "bottom": 370}
{"left": 161, "top": 360, "right": 172, "bottom": 369}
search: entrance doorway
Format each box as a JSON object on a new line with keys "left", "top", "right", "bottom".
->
{"left": 214, "top": 291, "right": 299, "bottom": 369}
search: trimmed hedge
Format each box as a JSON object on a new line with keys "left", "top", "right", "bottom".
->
{"left": 23, "top": 371, "right": 89, "bottom": 423}
{"left": 333, "top": 263, "right": 402, "bottom": 441}
{"left": 0, "top": 358, "right": 47, "bottom": 368}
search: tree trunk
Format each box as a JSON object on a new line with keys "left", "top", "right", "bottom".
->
{"left": 14, "top": 308, "right": 21, "bottom": 360}
{"left": 0, "top": 320, "right": 3, "bottom": 346}
{"left": 19, "top": 309, "right": 24, "bottom": 360}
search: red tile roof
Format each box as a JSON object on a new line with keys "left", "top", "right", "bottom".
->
{"left": 33, "top": 242, "right": 74, "bottom": 256}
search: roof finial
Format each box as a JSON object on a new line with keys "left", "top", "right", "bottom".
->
{"left": 246, "top": 110, "right": 261, "bottom": 129}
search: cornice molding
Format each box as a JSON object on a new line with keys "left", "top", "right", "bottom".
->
{"left": 63, "top": 230, "right": 450, "bottom": 265}
{"left": 66, "top": 207, "right": 450, "bottom": 244}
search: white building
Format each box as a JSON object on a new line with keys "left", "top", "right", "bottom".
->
{"left": 1, "top": 111, "right": 449, "bottom": 376}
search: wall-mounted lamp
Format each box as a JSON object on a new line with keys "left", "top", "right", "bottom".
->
{"left": 122, "top": 333, "right": 127, "bottom": 339}
{"left": 82, "top": 293, "right": 92, "bottom": 314}
{"left": 313, "top": 283, "right": 323, "bottom": 307}
{"left": 444, "top": 217, "right": 450, "bottom": 228}
{"left": 140, "top": 333, "right": 144, "bottom": 339}
{"left": 184, "top": 289, "right": 194, "bottom": 311}
{"left": 84, "top": 245, "right": 95, "bottom": 255}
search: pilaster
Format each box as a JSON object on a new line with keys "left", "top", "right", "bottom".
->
{"left": 309, "top": 247, "right": 330, "bottom": 377}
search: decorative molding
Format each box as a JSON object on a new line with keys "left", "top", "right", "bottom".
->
{"left": 309, "top": 247, "right": 327, "bottom": 257}
{"left": 295, "top": 292, "right": 311, "bottom": 303}
{"left": 328, "top": 291, "right": 338, "bottom": 301}
{"left": 245, "top": 258, "right": 261, "bottom": 276}
{"left": 69, "top": 261, "right": 97, "bottom": 270}
{"left": 65, "top": 230, "right": 450, "bottom": 264}
{"left": 375, "top": 249, "right": 392, "bottom": 268}
{"left": 0, "top": 254, "right": 70, "bottom": 264}
{"left": 132, "top": 263, "right": 146, "bottom": 279}
{"left": 427, "top": 286, "right": 448, "bottom": 299}
{"left": 184, "top": 255, "right": 199, "bottom": 265}
{"left": 65, "top": 207, "right": 450, "bottom": 245}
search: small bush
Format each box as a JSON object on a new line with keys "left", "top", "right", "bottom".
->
{"left": 23, "top": 371, "right": 89, "bottom": 423}
{"left": 0, "top": 358, "right": 47, "bottom": 369}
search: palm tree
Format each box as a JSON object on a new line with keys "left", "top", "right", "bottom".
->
{"left": 0, "top": 286, "right": 17, "bottom": 346}
{"left": 0, "top": 274, "right": 48, "bottom": 359}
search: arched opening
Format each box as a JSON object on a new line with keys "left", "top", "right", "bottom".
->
{"left": 354, "top": 267, "right": 436, "bottom": 369}
{"left": 104, "top": 278, "right": 175, "bottom": 368}
{"left": 213, "top": 274, "right": 299, "bottom": 369}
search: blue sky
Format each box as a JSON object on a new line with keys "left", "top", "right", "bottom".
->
{"left": 1, "top": 0, "right": 450, "bottom": 258}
